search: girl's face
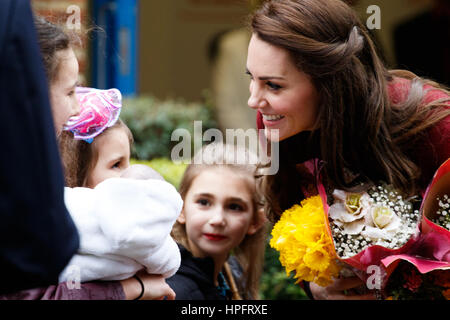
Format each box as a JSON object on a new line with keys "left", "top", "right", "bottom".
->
{"left": 246, "top": 34, "right": 320, "bottom": 142}
{"left": 49, "top": 48, "right": 80, "bottom": 135}
{"left": 85, "top": 127, "right": 131, "bottom": 188}
{"left": 178, "top": 167, "right": 260, "bottom": 261}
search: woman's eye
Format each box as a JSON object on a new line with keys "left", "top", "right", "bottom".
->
{"left": 68, "top": 91, "right": 75, "bottom": 96}
{"left": 267, "top": 81, "right": 282, "bottom": 91}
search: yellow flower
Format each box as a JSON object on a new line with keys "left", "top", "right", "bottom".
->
{"left": 270, "top": 195, "right": 342, "bottom": 287}
{"left": 304, "top": 243, "right": 330, "bottom": 272}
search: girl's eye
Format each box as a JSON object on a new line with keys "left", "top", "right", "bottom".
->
{"left": 228, "top": 203, "right": 244, "bottom": 212}
{"left": 111, "top": 161, "right": 121, "bottom": 169}
{"left": 267, "top": 81, "right": 282, "bottom": 91}
{"left": 197, "top": 199, "right": 210, "bottom": 206}
{"left": 68, "top": 91, "right": 75, "bottom": 96}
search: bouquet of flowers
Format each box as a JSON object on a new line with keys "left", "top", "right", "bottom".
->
{"left": 381, "top": 158, "right": 450, "bottom": 299}
{"left": 327, "top": 183, "right": 421, "bottom": 266}
{"left": 384, "top": 260, "right": 450, "bottom": 299}
{"left": 270, "top": 158, "right": 450, "bottom": 298}
{"left": 270, "top": 195, "right": 342, "bottom": 287}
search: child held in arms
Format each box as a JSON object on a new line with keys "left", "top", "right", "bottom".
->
{"left": 59, "top": 87, "right": 182, "bottom": 298}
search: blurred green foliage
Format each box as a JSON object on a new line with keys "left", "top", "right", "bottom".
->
{"left": 260, "top": 239, "right": 309, "bottom": 300}
{"left": 122, "top": 94, "right": 217, "bottom": 160}
{"left": 124, "top": 89, "right": 308, "bottom": 300}
{"left": 130, "top": 158, "right": 187, "bottom": 190}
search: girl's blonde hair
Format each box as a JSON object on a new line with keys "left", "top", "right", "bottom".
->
{"left": 171, "top": 143, "right": 267, "bottom": 299}
{"left": 58, "top": 118, "right": 133, "bottom": 187}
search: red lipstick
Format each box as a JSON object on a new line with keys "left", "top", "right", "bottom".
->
{"left": 204, "top": 233, "right": 227, "bottom": 241}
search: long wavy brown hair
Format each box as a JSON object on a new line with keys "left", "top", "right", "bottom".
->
{"left": 251, "top": 0, "right": 450, "bottom": 222}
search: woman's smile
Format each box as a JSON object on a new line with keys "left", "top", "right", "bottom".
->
{"left": 261, "top": 114, "right": 285, "bottom": 127}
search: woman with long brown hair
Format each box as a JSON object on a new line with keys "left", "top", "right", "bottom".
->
{"left": 247, "top": 0, "right": 450, "bottom": 299}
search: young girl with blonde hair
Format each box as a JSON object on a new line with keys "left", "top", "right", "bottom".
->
{"left": 168, "top": 143, "right": 267, "bottom": 300}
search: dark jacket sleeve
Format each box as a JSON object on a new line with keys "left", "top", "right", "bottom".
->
{"left": 0, "top": 0, "right": 79, "bottom": 293}
{"left": 166, "top": 274, "right": 205, "bottom": 300}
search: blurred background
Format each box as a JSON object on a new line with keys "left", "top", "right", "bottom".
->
{"left": 31, "top": 0, "right": 449, "bottom": 299}
{"left": 32, "top": 0, "right": 449, "bottom": 134}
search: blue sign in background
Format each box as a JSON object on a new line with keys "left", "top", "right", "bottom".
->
{"left": 91, "top": 0, "right": 138, "bottom": 96}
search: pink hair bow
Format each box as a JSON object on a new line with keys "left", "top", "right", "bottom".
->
{"left": 64, "top": 87, "right": 122, "bottom": 143}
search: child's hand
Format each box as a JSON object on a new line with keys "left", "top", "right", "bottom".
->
{"left": 121, "top": 272, "right": 176, "bottom": 300}
{"left": 139, "top": 272, "right": 176, "bottom": 300}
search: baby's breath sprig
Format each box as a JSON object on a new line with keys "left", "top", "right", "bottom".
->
{"left": 367, "top": 185, "right": 418, "bottom": 218}
{"left": 432, "top": 194, "right": 450, "bottom": 230}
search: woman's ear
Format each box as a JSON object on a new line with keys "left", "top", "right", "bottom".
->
{"left": 247, "top": 207, "right": 267, "bottom": 235}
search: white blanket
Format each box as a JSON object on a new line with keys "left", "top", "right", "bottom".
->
{"left": 59, "top": 178, "right": 183, "bottom": 283}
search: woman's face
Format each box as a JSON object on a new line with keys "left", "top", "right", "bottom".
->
{"left": 178, "top": 168, "right": 260, "bottom": 262}
{"left": 85, "top": 127, "right": 131, "bottom": 188}
{"left": 49, "top": 48, "right": 80, "bottom": 135}
{"left": 246, "top": 34, "right": 320, "bottom": 142}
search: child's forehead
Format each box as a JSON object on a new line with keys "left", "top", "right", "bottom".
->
{"left": 93, "top": 126, "right": 130, "bottom": 153}
{"left": 96, "top": 125, "right": 128, "bottom": 141}
{"left": 190, "top": 167, "right": 255, "bottom": 198}
{"left": 196, "top": 166, "right": 252, "bottom": 181}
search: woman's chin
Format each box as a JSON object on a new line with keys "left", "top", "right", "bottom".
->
{"left": 265, "top": 127, "right": 291, "bottom": 142}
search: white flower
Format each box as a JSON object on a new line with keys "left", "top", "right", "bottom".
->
{"left": 360, "top": 205, "right": 402, "bottom": 241}
{"left": 371, "top": 205, "right": 394, "bottom": 229}
{"left": 340, "top": 219, "right": 366, "bottom": 235}
{"left": 329, "top": 190, "right": 371, "bottom": 223}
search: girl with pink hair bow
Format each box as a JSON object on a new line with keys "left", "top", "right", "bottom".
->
{"left": 59, "top": 87, "right": 182, "bottom": 298}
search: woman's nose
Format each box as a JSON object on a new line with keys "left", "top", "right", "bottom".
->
{"left": 248, "top": 86, "right": 266, "bottom": 110}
